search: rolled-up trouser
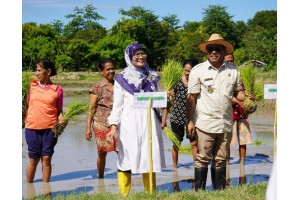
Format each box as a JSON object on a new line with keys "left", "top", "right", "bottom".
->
{"left": 195, "top": 128, "right": 232, "bottom": 169}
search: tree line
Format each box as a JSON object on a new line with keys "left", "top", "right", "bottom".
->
{"left": 22, "top": 4, "right": 277, "bottom": 72}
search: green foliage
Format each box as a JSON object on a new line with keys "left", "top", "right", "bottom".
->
{"left": 63, "top": 4, "right": 106, "bottom": 39}
{"left": 162, "top": 14, "right": 181, "bottom": 30}
{"left": 117, "top": 6, "right": 170, "bottom": 68}
{"left": 22, "top": 23, "right": 59, "bottom": 70}
{"left": 66, "top": 39, "right": 91, "bottom": 71}
{"left": 90, "top": 34, "right": 135, "bottom": 69}
{"left": 247, "top": 10, "right": 277, "bottom": 33}
{"left": 166, "top": 26, "right": 208, "bottom": 62}
{"left": 78, "top": 74, "right": 86, "bottom": 80}
{"left": 233, "top": 48, "right": 246, "bottom": 66}
{"left": 242, "top": 27, "right": 277, "bottom": 70}
{"left": 22, "top": 4, "right": 277, "bottom": 74}
{"left": 202, "top": 5, "right": 238, "bottom": 47}
{"left": 55, "top": 54, "right": 75, "bottom": 72}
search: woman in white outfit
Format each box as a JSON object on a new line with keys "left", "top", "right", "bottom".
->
{"left": 107, "top": 43, "right": 166, "bottom": 197}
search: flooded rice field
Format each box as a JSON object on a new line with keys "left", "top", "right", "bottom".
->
{"left": 22, "top": 96, "right": 276, "bottom": 198}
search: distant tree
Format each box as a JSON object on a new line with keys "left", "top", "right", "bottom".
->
{"left": 232, "top": 48, "right": 246, "bottom": 66}
{"left": 242, "top": 27, "right": 277, "bottom": 71}
{"left": 247, "top": 10, "right": 277, "bottom": 32}
{"left": 55, "top": 54, "right": 74, "bottom": 72}
{"left": 90, "top": 34, "right": 135, "bottom": 69}
{"left": 64, "top": 4, "right": 106, "bottom": 42}
{"left": 243, "top": 10, "right": 277, "bottom": 70}
{"left": 182, "top": 21, "right": 202, "bottom": 32}
{"left": 202, "top": 5, "right": 238, "bottom": 48}
{"left": 22, "top": 23, "right": 58, "bottom": 70}
{"left": 166, "top": 25, "right": 208, "bottom": 63}
{"left": 115, "top": 6, "right": 170, "bottom": 68}
{"left": 162, "top": 14, "right": 181, "bottom": 30}
{"left": 233, "top": 21, "right": 248, "bottom": 49}
{"left": 66, "top": 39, "right": 91, "bottom": 71}
{"left": 50, "top": 20, "right": 64, "bottom": 35}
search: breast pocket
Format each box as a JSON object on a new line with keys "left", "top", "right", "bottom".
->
{"left": 226, "top": 78, "right": 235, "bottom": 96}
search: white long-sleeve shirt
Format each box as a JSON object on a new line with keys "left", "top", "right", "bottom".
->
{"left": 108, "top": 81, "right": 166, "bottom": 173}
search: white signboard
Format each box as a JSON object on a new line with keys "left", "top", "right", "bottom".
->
{"left": 133, "top": 92, "right": 167, "bottom": 108}
{"left": 264, "top": 84, "right": 277, "bottom": 99}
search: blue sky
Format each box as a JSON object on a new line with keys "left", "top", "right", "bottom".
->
{"left": 22, "top": 0, "right": 277, "bottom": 29}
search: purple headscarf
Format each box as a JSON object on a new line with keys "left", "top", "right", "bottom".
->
{"left": 126, "top": 43, "right": 147, "bottom": 61}
{"left": 115, "top": 43, "right": 160, "bottom": 95}
{"left": 115, "top": 43, "right": 162, "bottom": 122}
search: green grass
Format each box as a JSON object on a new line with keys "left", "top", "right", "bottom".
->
{"left": 23, "top": 182, "right": 268, "bottom": 200}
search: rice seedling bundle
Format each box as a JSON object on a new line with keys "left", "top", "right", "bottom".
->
{"left": 239, "top": 64, "right": 258, "bottom": 114}
{"left": 163, "top": 127, "right": 180, "bottom": 148}
{"left": 160, "top": 59, "right": 183, "bottom": 102}
{"left": 52, "top": 100, "right": 89, "bottom": 138}
{"left": 178, "top": 145, "right": 192, "bottom": 154}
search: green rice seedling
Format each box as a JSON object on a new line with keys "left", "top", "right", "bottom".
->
{"left": 253, "top": 138, "right": 268, "bottom": 146}
{"left": 52, "top": 100, "right": 89, "bottom": 138}
{"left": 178, "top": 145, "right": 192, "bottom": 154}
{"left": 239, "top": 64, "right": 258, "bottom": 114}
{"left": 254, "top": 83, "right": 264, "bottom": 101}
{"left": 160, "top": 59, "right": 183, "bottom": 102}
{"left": 163, "top": 127, "right": 180, "bottom": 148}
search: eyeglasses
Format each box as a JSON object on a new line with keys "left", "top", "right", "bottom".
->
{"left": 133, "top": 52, "right": 147, "bottom": 59}
{"left": 206, "top": 45, "right": 224, "bottom": 53}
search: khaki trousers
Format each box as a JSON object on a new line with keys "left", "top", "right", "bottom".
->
{"left": 195, "top": 129, "right": 232, "bottom": 169}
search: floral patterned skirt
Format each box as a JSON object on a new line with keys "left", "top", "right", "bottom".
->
{"left": 93, "top": 126, "right": 118, "bottom": 154}
{"left": 230, "top": 119, "right": 252, "bottom": 146}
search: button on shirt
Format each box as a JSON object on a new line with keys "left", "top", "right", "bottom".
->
{"left": 188, "top": 60, "right": 242, "bottom": 133}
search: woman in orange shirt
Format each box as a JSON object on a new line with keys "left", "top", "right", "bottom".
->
{"left": 24, "top": 58, "right": 67, "bottom": 183}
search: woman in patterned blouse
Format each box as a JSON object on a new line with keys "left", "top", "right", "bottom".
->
{"left": 85, "top": 59, "right": 118, "bottom": 178}
{"left": 163, "top": 60, "right": 198, "bottom": 170}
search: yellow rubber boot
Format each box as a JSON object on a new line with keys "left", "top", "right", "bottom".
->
{"left": 118, "top": 172, "right": 131, "bottom": 197}
{"left": 142, "top": 172, "right": 156, "bottom": 194}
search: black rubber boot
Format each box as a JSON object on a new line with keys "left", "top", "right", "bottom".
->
{"left": 194, "top": 168, "right": 208, "bottom": 191}
{"left": 211, "top": 167, "right": 216, "bottom": 190}
{"left": 214, "top": 167, "right": 226, "bottom": 190}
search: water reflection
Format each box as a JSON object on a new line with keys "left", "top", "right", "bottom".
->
{"left": 172, "top": 172, "right": 180, "bottom": 192}
{"left": 97, "top": 178, "right": 106, "bottom": 193}
{"left": 239, "top": 164, "right": 246, "bottom": 185}
{"left": 26, "top": 183, "right": 36, "bottom": 200}
{"left": 26, "top": 182, "right": 52, "bottom": 199}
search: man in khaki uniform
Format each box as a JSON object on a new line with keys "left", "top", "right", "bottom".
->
{"left": 186, "top": 33, "right": 244, "bottom": 191}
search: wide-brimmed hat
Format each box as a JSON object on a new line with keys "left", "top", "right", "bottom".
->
{"left": 198, "top": 33, "right": 234, "bottom": 54}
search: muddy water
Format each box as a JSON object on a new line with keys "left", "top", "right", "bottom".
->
{"left": 22, "top": 97, "right": 276, "bottom": 198}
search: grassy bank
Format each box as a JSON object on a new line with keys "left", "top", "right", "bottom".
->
{"left": 25, "top": 182, "right": 268, "bottom": 200}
